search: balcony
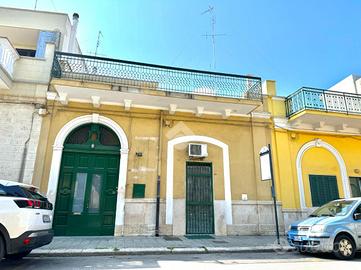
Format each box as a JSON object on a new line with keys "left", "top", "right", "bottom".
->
{"left": 286, "top": 87, "right": 361, "bottom": 117}
{"left": 0, "top": 37, "right": 19, "bottom": 89}
{"left": 51, "top": 52, "right": 262, "bottom": 101}
{"left": 285, "top": 87, "right": 361, "bottom": 134}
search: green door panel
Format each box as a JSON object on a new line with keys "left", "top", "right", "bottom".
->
{"left": 309, "top": 175, "right": 339, "bottom": 207}
{"left": 186, "top": 162, "right": 214, "bottom": 235}
{"left": 53, "top": 151, "right": 119, "bottom": 236}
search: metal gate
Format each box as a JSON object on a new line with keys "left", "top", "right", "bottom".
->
{"left": 186, "top": 162, "right": 214, "bottom": 234}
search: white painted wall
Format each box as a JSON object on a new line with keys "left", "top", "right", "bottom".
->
{"left": 0, "top": 43, "right": 55, "bottom": 185}
{"left": 0, "top": 7, "right": 81, "bottom": 53}
{"left": 329, "top": 74, "right": 361, "bottom": 94}
{"left": 0, "top": 103, "right": 42, "bottom": 184}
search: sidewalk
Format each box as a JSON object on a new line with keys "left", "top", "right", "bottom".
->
{"left": 31, "top": 235, "right": 294, "bottom": 257}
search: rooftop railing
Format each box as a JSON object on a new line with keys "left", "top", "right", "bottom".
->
{"left": 285, "top": 87, "right": 361, "bottom": 117}
{"left": 51, "top": 52, "right": 262, "bottom": 100}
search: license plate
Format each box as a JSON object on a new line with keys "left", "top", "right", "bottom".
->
{"left": 293, "top": 235, "right": 303, "bottom": 241}
{"left": 43, "top": 215, "right": 51, "bottom": 223}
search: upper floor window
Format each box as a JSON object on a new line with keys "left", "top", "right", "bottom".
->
{"left": 16, "top": 48, "right": 36, "bottom": 57}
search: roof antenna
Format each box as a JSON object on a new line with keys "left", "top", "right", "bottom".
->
{"left": 201, "top": 5, "right": 225, "bottom": 69}
{"left": 94, "top": 30, "right": 103, "bottom": 56}
{"left": 34, "top": 0, "right": 38, "bottom": 10}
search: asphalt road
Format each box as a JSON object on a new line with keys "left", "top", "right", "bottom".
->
{"left": 1, "top": 251, "right": 361, "bottom": 270}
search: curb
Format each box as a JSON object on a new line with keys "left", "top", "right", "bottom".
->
{"left": 29, "top": 246, "right": 295, "bottom": 257}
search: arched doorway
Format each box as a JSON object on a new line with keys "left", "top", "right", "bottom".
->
{"left": 296, "top": 139, "right": 351, "bottom": 209}
{"left": 166, "top": 135, "right": 232, "bottom": 235}
{"left": 53, "top": 123, "right": 120, "bottom": 236}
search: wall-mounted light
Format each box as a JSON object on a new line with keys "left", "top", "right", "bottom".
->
{"left": 290, "top": 132, "right": 297, "bottom": 140}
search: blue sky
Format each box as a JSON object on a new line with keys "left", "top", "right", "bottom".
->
{"left": 1, "top": 0, "right": 360, "bottom": 96}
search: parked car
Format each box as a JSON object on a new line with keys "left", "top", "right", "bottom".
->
{"left": 0, "top": 180, "right": 53, "bottom": 260}
{"left": 287, "top": 198, "right": 361, "bottom": 260}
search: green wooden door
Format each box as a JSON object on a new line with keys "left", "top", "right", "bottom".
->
{"left": 53, "top": 151, "right": 119, "bottom": 236}
{"left": 309, "top": 175, "right": 339, "bottom": 207}
{"left": 53, "top": 124, "right": 120, "bottom": 236}
{"left": 186, "top": 162, "right": 214, "bottom": 235}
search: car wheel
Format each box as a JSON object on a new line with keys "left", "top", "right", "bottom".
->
{"left": 0, "top": 236, "right": 5, "bottom": 260}
{"left": 333, "top": 235, "right": 356, "bottom": 260}
{"left": 5, "top": 251, "right": 31, "bottom": 260}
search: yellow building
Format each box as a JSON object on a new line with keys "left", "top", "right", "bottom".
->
{"left": 267, "top": 78, "right": 361, "bottom": 229}
{"left": 6, "top": 7, "right": 359, "bottom": 238}
{"left": 1, "top": 7, "right": 287, "bottom": 237}
{"left": 33, "top": 52, "right": 285, "bottom": 237}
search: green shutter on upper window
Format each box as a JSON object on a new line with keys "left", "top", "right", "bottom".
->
{"left": 309, "top": 175, "right": 339, "bottom": 207}
{"left": 132, "top": 184, "right": 145, "bottom": 198}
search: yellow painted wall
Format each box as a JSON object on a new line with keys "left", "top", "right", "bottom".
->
{"left": 35, "top": 100, "right": 274, "bottom": 202}
{"left": 272, "top": 129, "right": 361, "bottom": 209}
{"left": 266, "top": 80, "right": 361, "bottom": 209}
{"left": 302, "top": 147, "right": 342, "bottom": 207}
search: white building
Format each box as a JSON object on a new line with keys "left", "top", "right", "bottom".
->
{"left": 329, "top": 74, "right": 361, "bottom": 94}
{"left": 0, "top": 7, "right": 80, "bottom": 184}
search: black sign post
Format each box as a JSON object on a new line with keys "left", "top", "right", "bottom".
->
{"left": 260, "top": 144, "right": 280, "bottom": 245}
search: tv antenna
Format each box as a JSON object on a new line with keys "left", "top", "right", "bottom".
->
{"left": 201, "top": 5, "right": 225, "bottom": 69}
{"left": 94, "top": 30, "right": 103, "bottom": 56}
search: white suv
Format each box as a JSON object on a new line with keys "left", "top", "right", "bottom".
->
{"left": 0, "top": 180, "right": 53, "bottom": 260}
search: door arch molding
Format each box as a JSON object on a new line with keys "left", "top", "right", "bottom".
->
{"left": 296, "top": 139, "right": 350, "bottom": 209}
{"left": 47, "top": 114, "right": 129, "bottom": 234}
{"left": 166, "top": 135, "right": 232, "bottom": 229}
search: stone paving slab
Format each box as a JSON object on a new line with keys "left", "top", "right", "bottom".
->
{"left": 30, "top": 235, "right": 292, "bottom": 256}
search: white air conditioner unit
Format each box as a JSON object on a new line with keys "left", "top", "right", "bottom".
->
{"left": 188, "top": 143, "right": 208, "bottom": 158}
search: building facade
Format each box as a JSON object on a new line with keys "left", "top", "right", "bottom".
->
{"left": 34, "top": 52, "right": 284, "bottom": 236}
{"left": 5, "top": 7, "right": 361, "bottom": 238}
{"left": 268, "top": 76, "right": 361, "bottom": 229}
{"left": 0, "top": 7, "right": 80, "bottom": 184}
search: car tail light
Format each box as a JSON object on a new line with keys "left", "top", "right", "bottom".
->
{"left": 33, "top": 200, "right": 41, "bottom": 208}
{"left": 14, "top": 199, "right": 53, "bottom": 210}
{"left": 23, "top": 238, "right": 31, "bottom": 245}
{"left": 14, "top": 199, "right": 40, "bottom": 208}
{"left": 14, "top": 199, "right": 34, "bottom": 208}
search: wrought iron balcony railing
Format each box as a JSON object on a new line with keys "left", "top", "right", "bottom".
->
{"left": 285, "top": 87, "right": 361, "bottom": 117}
{"left": 51, "top": 52, "right": 262, "bottom": 100}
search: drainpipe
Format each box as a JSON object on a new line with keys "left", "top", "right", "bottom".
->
{"left": 155, "top": 111, "right": 163, "bottom": 236}
{"left": 248, "top": 104, "right": 262, "bottom": 234}
{"left": 18, "top": 107, "right": 37, "bottom": 183}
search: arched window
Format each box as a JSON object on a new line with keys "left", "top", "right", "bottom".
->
{"left": 64, "top": 124, "right": 120, "bottom": 150}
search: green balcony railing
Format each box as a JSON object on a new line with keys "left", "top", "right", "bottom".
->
{"left": 285, "top": 87, "right": 361, "bottom": 117}
{"left": 51, "top": 52, "right": 262, "bottom": 100}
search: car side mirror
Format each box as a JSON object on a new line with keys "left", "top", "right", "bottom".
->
{"left": 354, "top": 213, "right": 361, "bottom": 220}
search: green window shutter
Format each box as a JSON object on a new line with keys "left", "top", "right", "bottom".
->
{"left": 309, "top": 175, "right": 339, "bottom": 207}
{"left": 132, "top": 184, "right": 145, "bottom": 198}
{"left": 350, "top": 177, "right": 361, "bottom": 197}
